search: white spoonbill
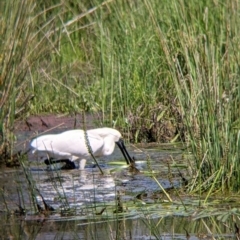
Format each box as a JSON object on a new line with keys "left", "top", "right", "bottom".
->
{"left": 30, "top": 128, "right": 133, "bottom": 170}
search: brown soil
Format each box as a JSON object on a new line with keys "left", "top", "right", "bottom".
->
{"left": 14, "top": 113, "right": 102, "bottom": 133}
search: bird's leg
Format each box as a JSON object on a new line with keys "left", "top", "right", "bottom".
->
{"left": 44, "top": 158, "right": 76, "bottom": 170}
{"left": 61, "top": 160, "right": 76, "bottom": 170}
{"left": 79, "top": 159, "right": 87, "bottom": 170}
{"left": 44, "top": 158, "right": 70, "bottom": 165}
{"left": 44, "top": 158, "right": 56, "bottom": 165}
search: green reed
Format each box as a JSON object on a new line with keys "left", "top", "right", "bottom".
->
{"left": 84, "top": 0, "right": 240, "bottom": 191}
{"left": 1, "top": 0, "right": 240, "bottom": 193}
{"left": 143, "top": 0, "right": 240, "bottom": 192}
{"left": 0, "top": 0, "right": 65, "bottom": 160}
{"left": 24, "top": 0, "right": 180, "bottom": 142}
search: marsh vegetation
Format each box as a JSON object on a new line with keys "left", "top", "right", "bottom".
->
{"left": 0, "top": 0, "right": 240, "bottom": 238}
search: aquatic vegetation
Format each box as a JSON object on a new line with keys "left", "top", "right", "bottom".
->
{"left": 1, "top": 145, "right": 240, "bottom": 239}
{"left": 0, "top": 0, "right": 239, "bottom": 196}
{"left": 155, "top": 0, "right": 240, "bottom": 192}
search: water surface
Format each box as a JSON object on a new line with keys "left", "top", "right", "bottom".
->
{"left": 0, "top": 143, "right": 237, "bottom": 239}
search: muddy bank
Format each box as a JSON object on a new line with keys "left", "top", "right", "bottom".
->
{"left": 14, "top": 113, "right": 103, "bottom": 133}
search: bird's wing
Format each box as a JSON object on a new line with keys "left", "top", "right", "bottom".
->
{"left": 30, "top": 130, "right": 84, "bottom": 151}
{"left": 30, "top": 130, "right": 105, "bottom": 159}
{"left": 56, "top": 130, "right": 104, "bottom": 157}
{"left": 31, "top": 134, "right": 57, "bottom": 152}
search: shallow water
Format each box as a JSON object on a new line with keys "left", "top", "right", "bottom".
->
{"left": 0, "top": 142, "right": 238, "bottom": 239}
{"left": 0, "top": 144, "right": 183, "bottom": 209}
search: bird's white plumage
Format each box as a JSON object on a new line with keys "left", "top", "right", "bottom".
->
{"left": 30, "top": 128, "right": 124, "bottom": 169}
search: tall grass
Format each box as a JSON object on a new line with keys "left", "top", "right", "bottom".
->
{"left": 143, "top": 0, "right": 240, "bottom": 192}
{"left": 26, "top": 0, "right": 182, "bottom": 143}
{"left": 81, "top": 0, "right": 240, "bottom": 192}
{"left": 0, "top": 0, "right": 64, "bottom": 162}
{"left": 1, "top": 0, "right": 240, "bottom": 192}
{"left": 0, "top": 0, "right": 33, "bottom": 161}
